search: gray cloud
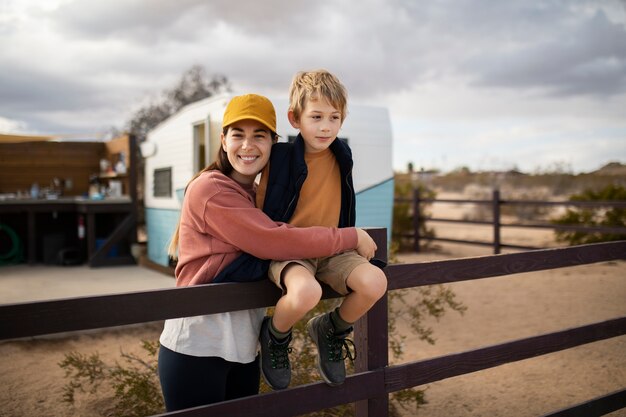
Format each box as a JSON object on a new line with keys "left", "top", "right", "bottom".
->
{"left": 465, "top": 7, "right": 626, "bottom": 96}
{"left": 34, "top": 0, "right": 626, "bottom": 100}
{"left": 49, "top": 0, "right": 325, "bottom": 43}
{"left": 1, "top": 0, "right": 625, "bottom": 147}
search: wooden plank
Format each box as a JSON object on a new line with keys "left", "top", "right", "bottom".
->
{"left": 0, "top": 141, "right": 103, "bottom": 195}
{"left": 152, "top": 370, "right": 384, "bottom": 417}
{"left": 539, "top": 388, "right": 626, "bottom": 417}
{"left": 501, "top": 200, "right": 626, "bottom": 208}
{"left": 355, "top": 228, "right": 389, "bottom": 417}
{"left": 354, "top": 296, "right": 389, "bottom": 417}
{"left": 505, "top": 222, "right": 626, "bottom": 234}
{"left": 384, "top": 317, "right": 626, "bottom": 392}
{"left": 2, "top": 239, "right": 623, "bottom": 340}
{"left": 427, "top": 217, "right": 493, "bottom": 225}
{"left": 386, "top": 241, "right": 626, "bottom": 290}
{"left": 415, "top": 198, "right": 626, "bottom": 208}
{"left": 0, "top": 280, "right": 279, "bottom": 340}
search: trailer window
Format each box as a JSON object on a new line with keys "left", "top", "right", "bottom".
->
{"left": 154, "top": 167, "right": 172, "bottom": 197}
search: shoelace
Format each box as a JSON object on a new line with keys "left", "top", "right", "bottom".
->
{"left": 269, "top": 339, "right": 292, "bottom": 369}
{"left": 325, "top": 328, "right": 357, "bottom": 362}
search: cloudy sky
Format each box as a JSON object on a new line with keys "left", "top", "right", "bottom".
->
{"left": 1, "top": 0, "right": 625, "bottom": 173}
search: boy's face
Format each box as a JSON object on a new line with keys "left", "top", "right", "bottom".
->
{"left": 288, "top": 98, "right": 342, "bottom": 154}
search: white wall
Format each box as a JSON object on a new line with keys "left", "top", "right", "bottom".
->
{"left": 144, "top": 93, "right": 232, "bottom": 210}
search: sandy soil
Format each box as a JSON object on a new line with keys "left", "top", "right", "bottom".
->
{"left": 0, "top": 196, "right": 624, "bottom": 417}
{"left": 393, "top": 250, "right": 625, "bottom": 417}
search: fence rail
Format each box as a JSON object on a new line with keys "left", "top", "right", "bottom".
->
{"left": 1, "top": 230, "right": 625, "bottom": 416}
{"left": 396, "top": 189, "right": 626, "bottom": 253}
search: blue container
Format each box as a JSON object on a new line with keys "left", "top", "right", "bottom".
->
{"left": 95, "top": 238, "right": 119, "bottom": 258}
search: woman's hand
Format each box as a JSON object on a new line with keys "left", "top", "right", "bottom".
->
{"left": 355, "top": 228, "right": 377, "bottom": 260}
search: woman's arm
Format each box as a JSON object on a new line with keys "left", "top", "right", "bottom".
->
{"left": 203, "top": 187, "right": 358, "bottom": 260}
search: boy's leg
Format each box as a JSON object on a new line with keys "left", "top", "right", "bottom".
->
{"left": 307, "top": 254, "right": 388, "bottom": 386}
{"left": 339, "top": 262, "right": 388, "bottom": 323}
{"left": 260, "top": 261, "right": 321, "bottom": 390}
{"left": 273, "top": 263, "right": 322, "bottom": 331}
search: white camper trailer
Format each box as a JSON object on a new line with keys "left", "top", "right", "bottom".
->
{"left": 142, "top": 93, "right": 394, "bottom": 267}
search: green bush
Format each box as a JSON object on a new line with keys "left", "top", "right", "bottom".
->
{"left": 59, "top": 340, "right": 164, "bottom": 417}
{"left": 393, "top": 181, "right": 436, "bottom": 251}
{"left": 552, "top": 184, "right": 626, "bottom": 245}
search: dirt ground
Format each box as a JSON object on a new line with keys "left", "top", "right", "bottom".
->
{"left": 0, "top": 196, "right": 624, "bottom": 417}
{"left": 393, "top": 249, "right": 626, "bottom": 417}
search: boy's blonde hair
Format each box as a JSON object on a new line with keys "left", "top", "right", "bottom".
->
{"left": 288, "top": 69, "right": 348, "bottom": 123}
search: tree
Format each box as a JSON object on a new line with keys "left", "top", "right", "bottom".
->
{"left": 126, "top": 65, "right": 231, "bottom": 142}
{"left": 123, "top": 65, "right": 230, "bottom": 227}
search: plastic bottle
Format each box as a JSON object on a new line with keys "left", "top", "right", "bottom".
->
{"left": 30, "top": 183, "right": 39, "bottom": 199}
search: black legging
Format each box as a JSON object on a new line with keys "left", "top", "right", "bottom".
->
{"left": 158, "top": 345, "right": 260, "bottom": 411}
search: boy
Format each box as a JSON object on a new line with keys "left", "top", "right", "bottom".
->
{"left": 256, "top": 70, "right": 388, "bottom": 389}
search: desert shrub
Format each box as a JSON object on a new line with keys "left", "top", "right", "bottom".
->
{"left": 59, "top": 340, "right": 164, "bottom": 417}
{"left": 461, "top": 184, "right": 492, "bottom": 221}
{"left": 393, "top": 181, "right": 436, "bottom": 251}
{"left": 552, "top": 184, "right": 626, "bottom": 245}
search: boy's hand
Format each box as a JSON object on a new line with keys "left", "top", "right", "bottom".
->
{"left": 355, "top": 228, "right": 377, "bottom": 260}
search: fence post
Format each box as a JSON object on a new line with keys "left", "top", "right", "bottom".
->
{"left": 493, "top": 189, "right": 501, "bottom": 254}
{"left": 355, "top": 228, "right": 389, "bottom": 417}
{"left": 413, "top": 188, "right": 421, "bottom": 253}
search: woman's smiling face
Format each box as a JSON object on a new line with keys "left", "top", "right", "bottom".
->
{"left": 221, "top": 119, "right": 274, "bottom": 184}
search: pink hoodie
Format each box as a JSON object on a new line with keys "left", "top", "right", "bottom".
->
{"left": 175, "top": 170, "right": 357, "bottom": 287}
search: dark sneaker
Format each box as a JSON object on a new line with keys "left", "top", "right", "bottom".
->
{"left": 259, "top": 316, "right": 292, "bottom": 390}
{"left": 306, "top": 313, "right": 356, "bottom": 386}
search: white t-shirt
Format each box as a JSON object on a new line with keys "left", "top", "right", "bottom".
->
{"left": 159, "top": 308, "right": 265, "bottom": 363}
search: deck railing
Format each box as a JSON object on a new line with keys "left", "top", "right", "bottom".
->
{"left": 1, "top": 229, "right": 625, "bottom": 416}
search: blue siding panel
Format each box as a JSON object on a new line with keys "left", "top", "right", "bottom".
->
{"left": 355, "top": 178, "right": 394, "bottom": 242}
{"left": 146, "top": 208, "right": 181, "bottom": 266}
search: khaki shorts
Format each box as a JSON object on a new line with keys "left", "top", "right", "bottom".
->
{"left": 268, "top": 250, "right": 369, "bottom": 296}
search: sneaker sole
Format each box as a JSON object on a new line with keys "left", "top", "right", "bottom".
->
{"left": 306, "top": 318, "right": 343, "bottom": 387}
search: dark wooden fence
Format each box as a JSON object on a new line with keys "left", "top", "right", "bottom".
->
{"left": 397, "top": 189, "right": 626, "bottom": 254}
{"left": 1, "top": 229, "right": 625, "bottom": 416}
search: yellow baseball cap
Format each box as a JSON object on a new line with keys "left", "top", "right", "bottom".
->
{"left": 222, "top": 94, "right": 276, "bottom": 133}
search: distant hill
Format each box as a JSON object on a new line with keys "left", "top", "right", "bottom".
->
{"left": 590, "top": 162, "right": 626, "bottom": 176}
{"left": 395, "top": 161, "right": 626, "bottom": 197}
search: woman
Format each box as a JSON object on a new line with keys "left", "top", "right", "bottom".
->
{"left": 157, "top": 93, "right": 377, "bottom": 411}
